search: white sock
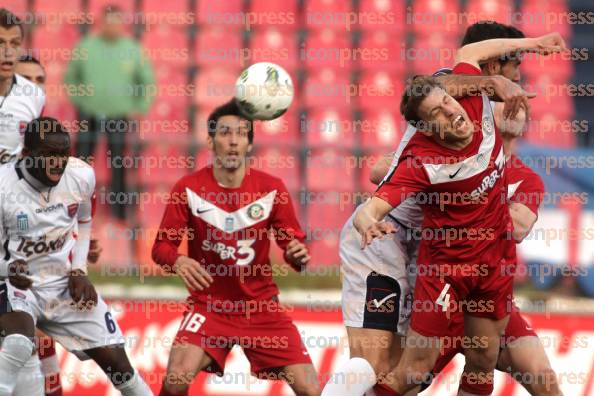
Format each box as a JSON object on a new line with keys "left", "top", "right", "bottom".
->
{"left": 13, "top": 354, "right": 44, "bottom": 396}
{"left": 322, "top": 357, "right": 377, "bottom": 396}
{"left": 115, "top": 370, "right": 153, "bottom": 396}
{"left": 0, "top": 334, "right": 35, "bottom": 396}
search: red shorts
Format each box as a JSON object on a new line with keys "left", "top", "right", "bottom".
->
{"left": 410, "top": 243, "right": 515, "bottom": 337}
{"left": 502, "top": 305, "right": 537, "bottom": 346}
{"left": 173, "top": 302, "right": 312, "bottom": 376}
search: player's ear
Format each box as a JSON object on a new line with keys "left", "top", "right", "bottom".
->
{"left": 484, "top": 60, "right": 500, "bottom": 76}
{"left": 207, "top": 134, "right": 214, "bottom": 151}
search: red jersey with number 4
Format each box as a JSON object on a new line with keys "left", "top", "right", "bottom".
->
{"left": 152, "top": 165, "right": 305, "bottom": 310}
{"left": 375, "top": 62, "right": 512, "bottom": 266}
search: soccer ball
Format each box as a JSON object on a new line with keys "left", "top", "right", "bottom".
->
{"left": 235, "top": 62, "right": 294, "bottom": 121}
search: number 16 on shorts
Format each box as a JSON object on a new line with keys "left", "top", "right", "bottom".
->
{"left": 180, "top": 312, "right": 206, "bottom": 333}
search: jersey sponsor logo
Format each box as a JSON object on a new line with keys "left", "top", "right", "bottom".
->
{"left": 449, "top": 165, "right": 463, "bottom": 179}
{"left": 371, "top": 293, "right": 397, "bottom": 308}
{"left": 16, "top": 233, "right": 68, "bottom": 258}
{"left": 16, "top": 212, "right": 28, "bottom": 232}
{"left": 186, "top": 188, "right": 276, "bottom": 233}
{"left": 35, "top": 203, "right": 64, "bottom": 214}
{"left": 201, "top": 239, "right": 256, "bottom": 265}
{"left": 469, "top": 148, "right": 506, "bottom": 200}
{"left": 67, "top": 203, "right": 79, "bottom": 218}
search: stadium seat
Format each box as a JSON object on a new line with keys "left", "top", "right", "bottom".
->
{"left": 142, "top": 0, "right": 188, "bottom": 15}
{"left": 34, "top": 0, "right": 80, "bottom": 13}
{"left": 249, "top": 0, "right": 298, "bottom": 28}
{"left": 356, "top": 70, "right": 405, "bottom": 111}
{"left": 193, "top": 67, "right": 239, "bottom": 107}
{"left": 31, "top": 26, "right": 80, "bottom": 63}
{"left": 411, "top": 0, "right": 461, "bottom": 36}
{"left": 303, "top": 108, "right": 354, "bottom": 148}
{"left": 307, "top": 199, "right": 353, "bottom": 266}
{"left": 464, "top": 0, "right": 513, "bottom": 27}
{"left": 410, "top": 32, "right": 459, "bottom": 75}
{"left": 303, "top": 67, "right": 352, "bottom": 109}
{"left": 358, "top": 150, "right": 384, "bottom": 193}
{"left": 140, "top": 98, "right": 189, "bottom": 143}
{"left": 142, "top": 26, "right": 189, "bottom": 68}
{"left": 525, "top": 113, "right": 576, "bottom": 148}
{"left": 521, "top": 52, "right": 574, "bottom": 82}
{"left": 194, "top": 147, "right": 213, "bottom": 169}
{"left": 357, "top": 29, "right": 405, "bottom": 71}
{"left": 359, "top": 109, "right": 404, "bottom": 149}
{"left": 3, "top": 0, "right": 27, "bottom": 17}
{"left": 526, "top": 76, "right": 574, "bottom": 119}
{"left": 358, "top": 0, "right": 406, "bottom": 32}
{"left": 304, "top": 0, "right": 353, "bottom": 31}
{"left": 252, "top": 111, "right": 299, "bottom": 146}
{"left": 153, "top": 62, "right": 188, "bottom": 87}
{"left": 252, "top": 147, "right": 300, "bottom": 191}
{"left": 519, "top": 0, "right": 571, "bottom": 38}
{"left": 195, "top": 26, "right": 243, "bottom": 68}
{"left": 305, "top": 148, "right": 355, "bottom": 192}
{"left": 137, "top": 143, "right": 190, "bottom": 186}
{"left": 302, "top": 28, "right": 354, "bottom": 70}
{"left": 195, "top": 0, "right": 243, "bottom": 27}
{"left": 249, "top": 27, "right": 299, "bottom": 73}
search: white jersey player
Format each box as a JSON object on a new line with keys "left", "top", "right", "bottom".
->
{"left": 0, "top": 117, "right": 152, "bottom": 396}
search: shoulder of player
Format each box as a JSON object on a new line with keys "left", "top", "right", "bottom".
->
{"left": 66, "top": 157, "right": 95, "bottom": 182}
{"left": 0, "top": 163, "right": 19, "bottom": 192}
{"left": 508, "top": 155, "right": 544, "bottom": 189}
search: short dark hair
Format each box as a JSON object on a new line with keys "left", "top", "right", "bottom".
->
{"left": 0, "top": 8, "right": 23, "bottom": 37}
{"left": 24, "top": 117, "right": 70, "bottom": 151}
{"left": 461, "top": 21, "right": 525, "bottom": 63}
{"left": 18, "top": 55, "right": 42, "bottom": 66}
{"left": 400, "top": 77, "right": 444, "bottom": 129}
{"left": 207, "top": 100, "right": 254, "bottom": 144}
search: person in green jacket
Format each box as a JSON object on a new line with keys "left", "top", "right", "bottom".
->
{"left": 65, "top": 5, "right": 155, "bottom": 220}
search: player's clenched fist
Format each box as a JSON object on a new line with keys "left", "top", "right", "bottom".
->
{"left": 68, "top": 269, "right": 98, "bottom": 310}
{"left": 8, "top": 259, "right": 32, "bottom": 290}
{"left": 361, "top": 221, "right": 397, "bottom": 249}
{"left": 285, "top": 239, "right": 310, "bottom": 271}
{"left": 533, "top": 32, "right": 567, "bottom": 55}
{"left": 174, "top": 256, "right": 213, "bottom": 291}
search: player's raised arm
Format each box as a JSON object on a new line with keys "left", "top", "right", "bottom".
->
{"left": 151, "top": 179, "right": 213, "bottom": 291}
{"left": 455, "top": 32, "right": 567, "bottom": 69}
{"left": 269, "top": 180, "right": 310, "bottom": 271}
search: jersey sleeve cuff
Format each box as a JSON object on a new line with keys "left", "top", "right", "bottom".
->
{"left": 453, "top": 62, "right": 482, "bottom": 76}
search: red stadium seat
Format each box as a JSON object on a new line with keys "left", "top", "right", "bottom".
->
{"left": 525, "top": 113, "right": 575, "bottom": 148}
{"left": 195, "top": 147, "right": 214, "bottom": 169}
{"left": 410, "top": 32, "right": 458, "bottom": 75}
{"left": 3, "top": 0, "right": 27, "bottom": 17}
{"left": 303, "top": 28, "right": 353, "bottom": 70}
{"left": 305, "top": 148, "right": 355, "bottom": 192}
{"left": 252, "top": 147, "right": 300, "bottom": 191}
{"left": 153, "top": 62, "right": 188, "bottom": 87}
{"left": 358, "top": 0, "right": 406, "bottom": 32}
{"left": 464, "top": 0, "right": 513, "bottom": 27}
{"left": 195, "top": 26, "right": 243, "bottom": 68}
{"left": 249, "top": 0, "right": 298, "bottom": 28}
{"left": 252, "top": 111, "right": 299, "bottom": 146}
{"left": 527, "top": 86, "right": 573, "bottom": 120}
{"left": 307, "top": 199, "right": 353, "bottom": 267}
{"left": 411, "top": 0, "right": 461, "bottom": 36}
{"left": 303, "top": 67, "right": 351, "bottom": 109}
{"left": 249, "top": 27, "right": 299, "bottom": 73}
{"left": 34, "top": 0, "right": 81, "bottom": 13}
{"left": 142, "top": 0, "right": 187, "bottom": 15}
{"left": 304, "top": 108, "right": 354, "bottom": 148}
{"left": 359, "top": 109, "right": 404, "bottom": 150}
{"left": 521, "top": 52, "right": 574, "bottom": 82}
{"left": 358, "top": 150, "right": 383, "bottom": 193}
{"left": 142, "top": 26, "right": 189, "bottom": 68}
{"left": 31, "top": 26, "right": 80, "bottom": 62}
{"left": 519, "top": 0, "right": 570, "bottom": 38}
{"left": 356, "top": 70, "right": 405, "bottom": 111}
{"left": 195, "top": 0, "right": 243, "bottom": 27}
{"left": 193, "top": 106, "right": 216, "bottom": 147}
{"left": 193, "top": 67, "right": 239, "bottom": 107}
{"left": 140, "top": 98, "right": 189, "bottom": 143}
{"left": 304, "top": 0, "right": 353, "bottom": 31}
{"left": 358, "top": 29, "right": 405, "bottom": 72}
{"left": 137, "top": 144, "right": 190, "bottom": 186}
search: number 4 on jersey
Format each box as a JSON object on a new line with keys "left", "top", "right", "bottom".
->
{"left": 436, "top": 283, "right": 451, "bottom": 312}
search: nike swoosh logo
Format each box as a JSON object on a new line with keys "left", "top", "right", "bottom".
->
{"left": 449, "top": 166, "right": 463, "bottom": 179}
{"left": 196, "top": 208, "right": 212, "bottom": 214}
{"left": 372, "top": 293, "right": 397, "bottom": 308}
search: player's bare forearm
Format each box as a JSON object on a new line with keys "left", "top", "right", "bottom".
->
{"left": 494, "top": 101, "right": 527, "bottom": 136}
{"left": 436, "top": 74, "right": 499, "bottom": 99}
{"left": 509, "top": 202, "right": 538, "bottom": 242}
{"left": 370, "top": 152, "right": 394, "bottom": 185}
{"left": 353, "top": 197, "right": 393, "bottom": 236}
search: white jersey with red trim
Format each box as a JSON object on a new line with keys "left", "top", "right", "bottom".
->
{"left": 0, "top": 74, "right": 45, "bottom": 164}
{"left": 0, "top": 156, "right": 94, "bottom": 288}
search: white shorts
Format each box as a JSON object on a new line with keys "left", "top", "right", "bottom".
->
{"left": 1, "top": 280, "right": 126, "bottom": 360}
{"left": 339, "top": 208, "right": 419, "bottom": 335}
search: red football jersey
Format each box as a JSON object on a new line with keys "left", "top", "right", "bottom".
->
{"left": 375, "top": 62, "right": 512, "bottom": 266}
{"left": 507, "top": 154, "right": 545, "bottom": 216}
{"left": 152, "top": 165, "right": 305, "bottom": 312}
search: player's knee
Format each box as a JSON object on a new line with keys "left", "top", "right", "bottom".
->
{"left": 401, "top": 358, "right": 434, "bottom": 386}
{"left": 0, "top": 334, "right": 34, "bottom": 366}
{"left": 165, "top": 360, "right": 197, "bottom": 388}
{"left": 291, "top": 381, "right": 321, "bottom": 396}
{"left": 465, "top": 346, "right": 499, "bottom": 371}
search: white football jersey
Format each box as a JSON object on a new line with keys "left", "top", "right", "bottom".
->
{"left": 0, "top": 157, "right": 94, "bottom": 287}
{"left": 0, "top": 74, "right": 45, "bottom": 164}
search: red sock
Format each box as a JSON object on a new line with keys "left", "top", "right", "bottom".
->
{"left": 459, "top": 372, "right": 494, "bottom": 395}
{"left": 37, "top": 336, "right": 56, "bottom": 358}
{"left": 372, "top": 383, "right": 403, "bottom": 396}
{"left": 158, "top": 386, "right": 188, "bottom": 396}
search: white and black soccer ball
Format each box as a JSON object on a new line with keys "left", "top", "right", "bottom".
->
{"left": 235, "top": 62, "right": 294, "bottom": 121}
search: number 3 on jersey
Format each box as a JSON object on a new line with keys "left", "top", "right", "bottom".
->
{"left": 236, "top": 239, "right": 255, "bottom": 266}
{"left": 180, "top": 312, "right": 206, "bottom": 333}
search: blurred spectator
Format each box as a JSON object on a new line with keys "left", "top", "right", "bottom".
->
{"left": 65, "top": 5, "right": 154, "bottom": 220}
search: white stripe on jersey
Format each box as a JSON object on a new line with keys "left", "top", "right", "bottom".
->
{"left": 186, "top": 188, "right": 276, "bottom": 233}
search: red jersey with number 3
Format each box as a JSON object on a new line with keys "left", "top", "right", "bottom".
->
{"left": 375, "top": 62, "right": 512, "bottom": 266}
{"left": 152, "top": 165, "right": 305, "bottom": 310}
